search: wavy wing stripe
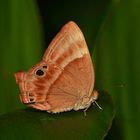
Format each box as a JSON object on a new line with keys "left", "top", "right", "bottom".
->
{"left": 43, "top": 21, "right": 89, "bottom": 69}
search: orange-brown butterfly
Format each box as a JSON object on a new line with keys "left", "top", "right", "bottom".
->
{"left": 15, "top": 21, "right": 101, "bottom": 114}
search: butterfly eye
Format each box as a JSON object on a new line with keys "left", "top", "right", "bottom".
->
{"left": 35, "top": 69, "right": 44, "bottom": 76}
{"left": 42, "top": 65, "right": 47, "bottom": 69}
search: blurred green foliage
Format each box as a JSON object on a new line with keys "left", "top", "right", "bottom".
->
{"left": 94, "top": 0, "right": 140, "bottom": 139}
{"left": 0, "top": 0, "right": 139, "bottom": 139}
{"left": 0, "top": 0, "right": 43, "bottom": 114}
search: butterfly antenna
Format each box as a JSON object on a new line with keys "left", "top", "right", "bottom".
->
{"left": 94, "top": 101, "right": 103, "bottom": 110}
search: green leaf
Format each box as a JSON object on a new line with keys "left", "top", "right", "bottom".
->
{"left": 0, "top": 91, "right": 115, "bottom": 140}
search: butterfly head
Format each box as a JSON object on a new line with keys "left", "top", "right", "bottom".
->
{"left": 15, "top": 61, "right": 48, "bottom": 105}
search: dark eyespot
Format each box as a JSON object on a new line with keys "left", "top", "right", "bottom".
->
{"left": 35, "top": 69, "right": 44, "bottom": 76}
{"left": 29, "top": 98, "right": 34, "bottom": 102}
{"left": 43, "top": 65, "right": 47, "bottom": 69}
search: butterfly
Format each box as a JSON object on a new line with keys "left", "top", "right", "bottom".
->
{"left": 15, "top": 21, "right": 101, "bottom": 114}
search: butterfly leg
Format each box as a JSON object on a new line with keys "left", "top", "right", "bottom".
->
{"left": 93, "top": 101, "right": 103, "bottom": 110}
{"left": 92, "top": 90, "right": 102, "bottom": 110}
{"left": 28, "top": 102, "right": 51, "bottom": 111}
{"left": 83, "top": 103, "right": 92, "bottom": 116}
{"left": 83, "top": 90, "right": 102, "bottom": 115}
